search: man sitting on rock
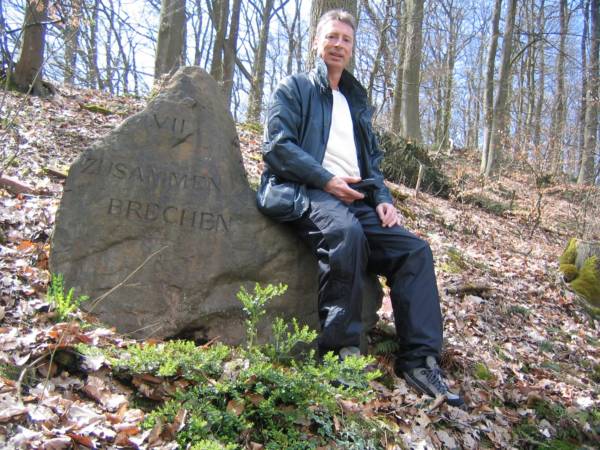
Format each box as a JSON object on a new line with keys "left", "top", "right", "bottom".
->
{"left": 256, "top": 9, "right": 463, "bottom": 407}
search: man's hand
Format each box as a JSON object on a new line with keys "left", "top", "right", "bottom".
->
{"left": 324, "top": 176, "right": 365, "bottom": 204}
{"left": 376, "top": 202, "right": 402, "bottom": 228}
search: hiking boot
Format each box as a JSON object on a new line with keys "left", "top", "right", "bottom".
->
{"left": 402, "top": 356, "right": 464, "bottom": 407}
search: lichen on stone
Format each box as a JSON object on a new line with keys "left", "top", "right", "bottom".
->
{"left": 559, "top": 238, "right": 577, "bottom": 266}
{"left": 571, "top": 256, "right": 600, "bottom": 306}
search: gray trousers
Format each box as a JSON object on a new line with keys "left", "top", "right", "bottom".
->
{"left": 290, "top": 189, "right": 443, "bottom": 370}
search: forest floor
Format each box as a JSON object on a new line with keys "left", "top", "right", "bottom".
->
{"left": 0, "top": 85, "right": 599, "bottom": 449}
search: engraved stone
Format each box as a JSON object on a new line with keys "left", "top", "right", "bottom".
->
{"left": 50, "top": 67, "right": 382, "bottom": 344}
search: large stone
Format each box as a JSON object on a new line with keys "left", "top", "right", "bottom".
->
{"left": 51, "top": 67, "right": 383, "bottom": 346}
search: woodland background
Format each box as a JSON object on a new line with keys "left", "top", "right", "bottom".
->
{"left": 2, "top": 0, "right": 600, "bottom": 449}
{"left": 2, "top": 0, "right": 599, "bottom": 187}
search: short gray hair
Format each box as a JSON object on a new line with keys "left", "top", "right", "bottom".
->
{"left": 315, "top": 9, "right": 357, "bottom": 38}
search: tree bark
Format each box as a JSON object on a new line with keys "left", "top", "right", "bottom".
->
{"left": 484, "top": 0, "right": 517, "bottom": 177}
{"left": 154, "top": 0, "right": 187, "bottom": 80}
{"left": 578, "top": 0, "right": 599, "bottom": 185}
{"left": 222, "top": 0, "right": 241, "bottom": 107}
{"left": 550, "top": 0, "right": 568, "bottom": 174}
{"left": 209, "top": 0, "right": 229, "bottom": 81}
{"left": 246, "top": 0, "right": 275, "bottom": 123}
{"left": 532, "top": 0, "right": 545, "bottom": 157}
{"left": 13, "top": 0, "right": 49, "bottom": 94}
{"left": 63, "top": 0, "right": 82, "bottom": 84}
{"left": 440, "top": 1, "right": 459, "bottom": 150}
{"left": 400, "top": 0, "right": 424, "bottom": 142}
{"left": 480, "top": 0, "right": 502, "bottom": 173}
{"left": 578, "top": 0, "right": 591, "bottom": 179}
{"left": 390, "top": 1, "right": 406, "bottom": 133}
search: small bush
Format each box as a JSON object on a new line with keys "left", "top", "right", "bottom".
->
{"left": 459, "top": 192, "right": 510, "bottom": 216}
{"left": 102, "top": 283, "right": 391, "bottom": 448}
{"left": 377, "top": 130, "right": 453, "bottom": 198}
{"left": 47, "top": 274, "right": 89, "bottom": 322}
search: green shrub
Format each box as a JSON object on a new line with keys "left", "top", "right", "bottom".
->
{"left": 102, "top": 283, "right": 391, "bottom": 449}
{"left": 377, "top": 130, "right": 452, "bottom": 198}
{"left": 47, "top": 274, "right": 89, "bottom": 322}
{"left": 107, "top": 340, "right": 230, "bottom": 382}
{"left": 459, "top": 192, "right": 510, "bottom": 216}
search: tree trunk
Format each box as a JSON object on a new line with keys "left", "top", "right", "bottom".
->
{"left": 0, "top": 1, "right": 10, "bottom": 72}
{"left": 154, "top": 0, "right": 187, "bottom": 80}
{"left": 13, "top": 0, "right": 49, "bottom": 94}
{"left": 532, "top": 0, "right": 545, "bottom": 159}
{"left": 400, "top": 0, "right": 424, "bottom": 142}
{"left": 480, "top": 0, "right": 502, "bottom": 173}
{"left": 578, "top": 0, "right": 599, "bottom": 185}
{"left": 578, "top": 0, "right": 590, "bottom": 178}
{"left": 440, "top": 3, "right": 458, "bottom": 151}
{"left": 246, "top": 0, "right": 275, "bottom": 123}
{"left": 485, "top": 0, "right": 517, "bottom": 177}
{"left": 362, "top": 0, "right": 392, "bottom": 105}
{"left": 550, "top": 0, "right": 568, "bottom": 175}
{"left": 209, "top": 0, "right": 229, "bottom": 81}
{"left": 390, "top": 1, "right": 406, "bottom": 133}
{"left": 63, "top": 0, "right": 82, "bottom": 84}
{"left": 307, "top": 0, "right": 358, "bottom": 71}
{"left": 222, "top": 0, "right": 241, "bottom": 107}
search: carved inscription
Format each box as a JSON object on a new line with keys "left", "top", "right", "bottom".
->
{"left": 108, "top": 198, "right": 231, "bottom": 232}
{"left": 80, "top": 158, "right": 220, "bottom": 192}
{"left": 153, "top": 113, "right": 188, "bottom": 135}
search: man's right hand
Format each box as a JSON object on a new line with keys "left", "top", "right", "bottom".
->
{"left": 324, "top": 176, "right": 365, "bottom": 204}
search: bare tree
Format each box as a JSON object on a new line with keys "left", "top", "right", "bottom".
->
{"left": 154, "top": 0, "right": 186, "bottom": 79}
{"left": 549, "top": 0, "right": 568, "bottom": 174}
{"left": 13, "top": 0, "right": 49, "bottom": 94}
{"left": 246, "top": 0, "right": 280, "bottom": 123}
{"left": 390, "top": 0, "right": 406, "bottom": 133}
{"left": 578, "top": 0, "right": 599, "bottom": 184}
{"left": 222, "top": 0, "right": 241, "bottom": 106}
{"left": 481, "top": 0, "right": 502, "bottom": 173}
{"left": 400, "top": 0, "right": 424, "bottom": 142}
{"left": 578, "top": 0, "right": 590, "bottom": 175}
{"left": 483, "top": 0, "right": 517, "bottom": 177}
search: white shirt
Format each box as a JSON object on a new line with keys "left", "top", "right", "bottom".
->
{"left": 322, "top": 90, "right": 360, "bottom": 178}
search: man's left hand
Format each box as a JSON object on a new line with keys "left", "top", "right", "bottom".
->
{"left": 376, "top": 203, "right": 402, "bottom": 228}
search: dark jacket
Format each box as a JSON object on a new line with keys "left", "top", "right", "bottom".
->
{"left": 256, "top": 58, "right": 393, "bottom": 221}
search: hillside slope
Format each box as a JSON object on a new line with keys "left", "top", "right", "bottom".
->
{"left": 1, "top": 86, "right": 599, "bottom": 449}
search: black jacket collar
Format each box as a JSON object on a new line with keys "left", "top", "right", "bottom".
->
{"left": 312, "top": 57, "right": 368, "bottom": 107}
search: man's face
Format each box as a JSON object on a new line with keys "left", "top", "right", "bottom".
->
{"left": 314, "top": 20, "right": 354, "bottom": 72}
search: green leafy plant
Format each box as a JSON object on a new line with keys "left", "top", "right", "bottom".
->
{"left": 47, "top": 274, "right": 89, "bottom": 322}
{"left": 237, "top": 282, "right": 287, "bottom": 350}
{"left": 263, "top": 317, "right": 318, "bottom": 363}
{"left": 104, "top": 339, "right": 230, "bottom": 382}
{"left": 104, "top": 283, "right": 390, "bottom": 448}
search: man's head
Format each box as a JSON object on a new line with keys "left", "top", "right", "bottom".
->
{"left": 314, "top": 9, "right": 356, "bottom": 72}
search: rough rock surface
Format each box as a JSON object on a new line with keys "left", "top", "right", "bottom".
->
{"left": 51, "top": 67, "right": 382, "bottom": 344}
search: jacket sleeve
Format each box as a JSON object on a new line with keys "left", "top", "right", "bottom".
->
{"left": 262, "top": 77, "right": 334, "bottom": 189}
{"left": 367, "top": 123, "right": 394, "bottom": 206}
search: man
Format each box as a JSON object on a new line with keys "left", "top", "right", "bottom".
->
{"left": 257, "top": 9, "right": 463, "bottom": 407}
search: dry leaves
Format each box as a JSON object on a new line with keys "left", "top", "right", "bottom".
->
{"left": 0, "top": 86, "right": 598, "bottom": 448}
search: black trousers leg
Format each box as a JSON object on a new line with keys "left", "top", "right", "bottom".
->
{"left": 349, "top": 201, "right": 443, "bottom": 371}
{"left": 290, "top": 189, "right": 368, "bottom": 352}
{"left": 291, "top": 190, "right": 442, "bottom": 367}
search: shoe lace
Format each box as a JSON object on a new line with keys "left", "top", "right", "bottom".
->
{"left": 425, "top": 366, "right": 449, "bottom": 394}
